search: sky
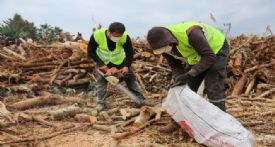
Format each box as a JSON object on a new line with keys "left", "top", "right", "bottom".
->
{"left": 0, "top": 0, "right": 274, "bottom": 40}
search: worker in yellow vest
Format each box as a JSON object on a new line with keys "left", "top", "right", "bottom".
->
{"left": 147, "top": 21, "right": 229, "bottom": 133}
{"left": 88, "top": 22, "right": 145, "bottom": 111}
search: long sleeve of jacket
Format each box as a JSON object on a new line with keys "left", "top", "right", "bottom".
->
{"left": 187, "top": 27, "right": 217, "bottom": 77}
{"left": 122, "top": 35, "right": 134, "bottom": 67}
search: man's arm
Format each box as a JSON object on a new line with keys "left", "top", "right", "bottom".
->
{"left": 122, "top": 35, "right": 134, "bottom": 67}
{"left": 187, "top": 26, "right": 217, "bottom": 77}
{"left": 87, "top": 34, "right": 105, "bottom": 66}
{"left": 163, "top": 53, "right": 185, "bottom": 77}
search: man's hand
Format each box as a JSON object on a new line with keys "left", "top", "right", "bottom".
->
{"left": 97, "top": 65, "right": 108, "bottom": 73}
{"left": 171, "top": 73, "right": 191, "bottom": 88}
{"left": 121, "top": 67, "right": 129, "bottom": 75}
{"left": 115, "top": 67, "right": 128, "bottom": 78}
{"left": 106, "top": 67, "right": 120, "bottom": 76}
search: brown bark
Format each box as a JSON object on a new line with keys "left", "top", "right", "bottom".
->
{"left": 50, "top": 104, "right": 82, "bottom": 120}
{"left": 92, "top": 124, "right": 112, "bottom": 132}
{"left": 254, "top": 87, "right": 275, "bottom": 99}
{"left": 66, "top": 78, "right": 93, "bottom": 86}
{"left": 234, "top": 52, "right": 242, "bottom": 67}
{"left": 244, "top": 61, "right": 275, "bottom": 73}
{"left": 231, "top": 75, "right": 247, "bottom": 96}
{"left": 49, "top": 59, "right": 69, "bottom": 85}
{"left": 10, "top": 95, "right": 80, "bottom": 110}
{"left": 112, "top": 119, "right": 156, "bottom": 140}
{"left": 119, "top": 108, "right": 140, "bottom": 120}
{"left": 0, "top": 124, "right": 88, "bottom": 145}
{"left": 18, "top": 113, "right": 58, "bottom": 128}
{"left": 244, "top": 78, "right": 255, "bottom": 96}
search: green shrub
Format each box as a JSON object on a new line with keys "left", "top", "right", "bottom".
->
{"left": 0, "top": 13, "right": 37, "bottom": 41}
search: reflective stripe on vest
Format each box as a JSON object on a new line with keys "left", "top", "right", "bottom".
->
{"left": 94, "top": 28, "right": 127, "bottom": 65}
{"left": 166, "top": 22, "right": 225, "bottom": 65}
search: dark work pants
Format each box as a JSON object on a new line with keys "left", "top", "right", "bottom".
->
{"left": 183, "top": 41, "right": 229, "bottom": 111}
{"left": 95, "top": 68, "right": 143, "bottom": 104}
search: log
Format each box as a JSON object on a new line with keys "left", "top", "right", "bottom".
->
{"left": 0, "top": 102, "right": 17, "bottom": 127}
{"left": 10, "top": 95, "right": 80, "bottom": 110}
{"left": 119, "top": 108, "right": 140, "bottom": 120}
{"left": 112, "top": 119, "right": 156, "bottom": 140}
{"left": 244, "top": 61, "right": 275, "bottom": 73}
{"left": 66, "top": 78, "right": 93, "bottom": 86}
{"left": 2, "top": 47, "right": 26, "bottom": 60}
{"left": 244, "top": 78, "right": 255, "bottom": 96}
{"left": 231, "top": 75, "right": 247, "bottom": 96}
{"left": 89, "top": 116, "right": 97, "bottom": 124}
{"left": 14, "top": 61, "right": 59, "bottom": 68}
{"left": 254, "top": 87, "right": 275, "bottom": 99}
{"left": 0, "top": 52, "right": 16, "bottom": 61}
{"left": 49, "top": 59, "right": 69, "bottom": 85}
{"left": 22, "top": 65, "right": 57, "bottom": 71}
{"left": 74, "top": 114, "right": 112, "bottom": 125}
{"left": 92, "top": 124, "right": 112, "bottom": 132}
{"left": 134, "top": 106, "right": 164, "bottom": 127}
{"left": 0, "top": 124, "right": 88, "bottom": 145}
{"left": 9, "top": 84, "right": 37, "bottom": 92}
{"left": 50, "top": 104, "right": 82, "bottom": 120}
{"left": 99, "top": 111, "right": 112, "bottom": 122}
{"left": 234, "top": 52, "right": 242, "bottom": 66}
{"left": 228, "top": 35, "right": 255, "bottom": 56}
{"left": 17, "top": 45, "right": 26, "bottom": 57}
{"left": 120, "top": 117, "right": 136, "bottom": 128}
{"left": 133, "top": 61, "right": 171, "bottom": 72}
{"left": 135, "top": 73, "right": 148, "bottom": 94}
{"left": 75, "top": 114, "right": 91, "bottom": 122}
{"left": 82, "top": 108, "right": 98, "bottom": 116}
{"left": 242, "top": 121, "right": 264, "bottom": 127}
{"left": 256, "top": 84, "right": 275, "bottom": 95}
{"left": 107, "top": 108, "right": 120, "bottom": 115}
{"left": 74, "top": 114, "right": 98, "bottom": 124}
{"left": 60, "top": 73, "right": 73, "bottom": 85}
{"left": 0, "top": 102, "right": 13, "bottom": 121}
{"left": 18, "top": 113, "right": 58, "bottom": 128}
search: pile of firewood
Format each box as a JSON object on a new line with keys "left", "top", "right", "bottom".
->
{"left": 0, "top": 35, "right": 274, "bottom": 146}
{"left": 132, "top": 37, "right": 172, "bottom": 94}
{"left": 226, "top": 35, "right": 275, "bottom": 98}
{"left": 0, "top": 38, "right": 172, "bottom": 99}
{"left": 0, "top": 40, "right": 94, "bottom": 93}
{"left": 0, "top": 35, "right": 274, "bottom": 100}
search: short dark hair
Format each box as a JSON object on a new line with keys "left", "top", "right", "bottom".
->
{"left": 108, "top": 22, "right": 125, "bottom": 34}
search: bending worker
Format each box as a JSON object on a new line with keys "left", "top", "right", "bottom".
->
{"left": 88, "top": 22, "right": 145, "bottom": 111}
{"left": 147, "top": 21, "right": 229, "bottom": 133}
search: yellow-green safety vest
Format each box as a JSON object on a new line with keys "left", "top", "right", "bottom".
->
{"left": 94, "top": 28, "right": 127, "bottom": 65}
{"left": 166, "top": 22, "right": 225, "bottom": 65}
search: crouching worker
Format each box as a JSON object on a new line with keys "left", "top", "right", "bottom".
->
{"left": 147, "top": 21, "right": 229, "bottom": 133}
{"left": 88, "top": 22, "right": 145, "bottom": 111}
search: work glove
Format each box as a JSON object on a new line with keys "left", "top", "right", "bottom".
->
{"left": 121, "top": 67, "right": 129, "bottom": 75}
{"left": 171, "top": 73, "right": 191, "bottom": 88}
{"left": 106, "top": 67, "right": 120, "bottom": 76}
{"left": 111, "top": 67, "right": 129, "bottom": 78}
{"left": 97, "top": 65, "right": 108, "bottom": 73}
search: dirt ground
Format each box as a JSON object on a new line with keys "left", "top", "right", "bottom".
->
{"left": 1, "top": 88, "right": 274, "bottom": 147}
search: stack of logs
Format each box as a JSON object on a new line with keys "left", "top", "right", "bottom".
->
{"left": 0, "top": 38, "right": 171, "bottom": 95}
{"left": 0, "top": 35, "right": 274, "bottom": 145}
{"left": 0, "top": 35, "right": 274, "bottom": 105}
{"left": 227, "top": 35, "right": 275, "bottom": 98}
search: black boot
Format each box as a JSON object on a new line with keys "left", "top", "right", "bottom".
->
{"left": 132, "top": 91, "right": 146, "bottom": 108}
{"left": 212, "top": 101, "right": 226, "bottom": 112}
